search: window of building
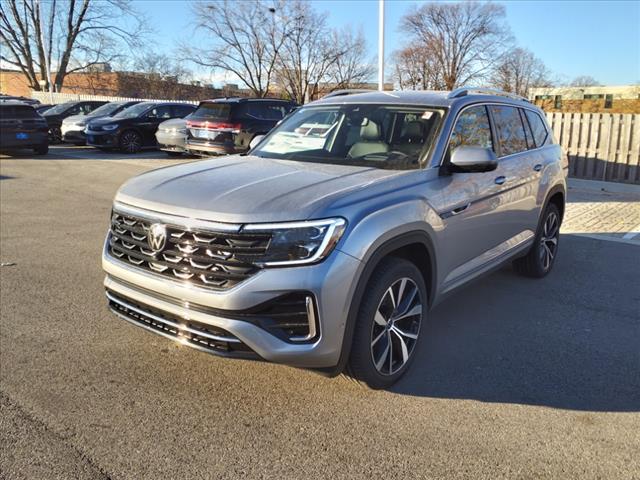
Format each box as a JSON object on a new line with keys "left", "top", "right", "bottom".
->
{"left": 583, "top": 94, "right": 604, "bottom": 100}
{"left": 489, "top": 105, "right": 529, "bottom": 157}
{"left": 554, "top": 95, "right": 562, "bottom": 109}
{"left": 604, "top": 94, "right": 613, "bottom": 109}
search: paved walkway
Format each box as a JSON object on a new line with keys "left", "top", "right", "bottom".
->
{"left": 563, "top": 180, "right": 640, "bottom": 246}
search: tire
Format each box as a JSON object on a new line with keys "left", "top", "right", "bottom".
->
{"left": 165, "top": 151, "right": 182, "bottom": 157}
{"left": 49, "top": 127, "right": 61, "bottom": 144}
{"left": 33, "top": 144, "right": 48, "bottom": 155}
{"left": 119, "top": 130, "right": 142, "bottom": 153}
{"left": 347, "top": 257, "right": 427, "bottom": 389}
{"left": 513, "top": 203, "right": 561, "bottom": 278}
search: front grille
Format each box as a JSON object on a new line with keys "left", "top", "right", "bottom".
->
{"left": 107, "top": 290, "right": 256, "bottom": 357}
{"left": 108, "top": 210, "right": 271, "bottom": 290}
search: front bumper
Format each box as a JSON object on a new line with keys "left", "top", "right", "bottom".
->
{"left": 103, "top": 241, "right": 362, "bottom": 368}
{"left": 86, "top": 130, "right": 118, "bottom": 148}
{"left": 156, "top": 131, "right": 186, "bottom": 152}
{"left": 62, "top": 127, "right": 86, "bottom": 143}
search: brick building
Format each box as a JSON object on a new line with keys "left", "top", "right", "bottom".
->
{"left": 529, "top": 85, "right": 640, "bottom": 113}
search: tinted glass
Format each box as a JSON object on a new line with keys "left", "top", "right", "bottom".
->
{"left": 489, "top": 105, "right": 528, "bottom": 156}
{"left": 113, "top": 102, "right": 155, "bottom": 119}
{"left": 87, "top": 102, "right": 125, "bottom": 117}
{"left": 449, "top": 105, "right": 493, "bottom": 153}
{"left": 191, "top": 103, "right": 231, "bottom": 120}
{"left": 524, "top": 109, "right": 548, "bottom": 147}
{"left": 0, "top": 105, "right": 38, "bottom": 118}
{"left": 173, "top": 105, "right": 195, "bottom": 118}
{"left": 146, "top": 105, "right": 172, "bottom": 119}
{"left": 252, "top": 105, "right": 443, "bottom": 170}
{"left": 44, "top": 102, "right": 74, "bottom": 115}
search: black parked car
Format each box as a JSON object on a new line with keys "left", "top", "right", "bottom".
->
{"left": 186, "top": 98, "right": 298, "bottom": 156}
{"left": 35, "top": 104, "right": 53, "bottom": 114}
{"left": 43, "top": 100, "right": 107, "bottom": 143}
{"left": 0, "top": 101, "right": 49, "bottom": 155}
{"left": 86, "top": 102, "right": 196, "bottom": 153}
{"left": 61, "top": 100, "right": 140, "bottom": 144}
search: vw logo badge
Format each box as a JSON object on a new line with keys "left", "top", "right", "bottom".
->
{"left": 147, "top": 223, "right": 167, "bottom": 253}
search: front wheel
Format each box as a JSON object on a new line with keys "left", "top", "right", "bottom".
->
{"left": 119, "top": 130, "right": 142, "bottom": 153}
{"left": 347, "top": 258, "right": 427, "bottom": 389}
{"left": 513, "top": 203, "right": 561, "bottom": 277}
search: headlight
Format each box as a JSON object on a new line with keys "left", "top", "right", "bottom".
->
{"left": 175, "top": 128, "right": 187, "bottom": 134}
{"left": 243, "top": 218, "right": 346, "bottom": 266}
{"left": 101, "top": 124, "right": 119, "bottom": 131}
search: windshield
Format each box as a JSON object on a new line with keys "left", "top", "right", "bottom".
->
{"left": 252, "top": 104, "right": 443, "bottom": 170}
{"left": 113, "top": 102, "right": 153, "bottom": 119}
{"left": 44, "top": 102, "right": 73, "bottom": 115}
{"left": 87, "top": 102, "right": 126, "bottom": 117}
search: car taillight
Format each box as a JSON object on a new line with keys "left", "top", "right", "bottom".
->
{"left": 187, "top": 121, "right": 242, "bottom": 132}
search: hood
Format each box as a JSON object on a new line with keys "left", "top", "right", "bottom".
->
{"left": 115, "top": 155, "right": 408, "bottom": 223}
{"left": 158, "top": 118, "right": 186, "bottom": 131}
{"left": 87, "top": 116, "right": 119, "bottom": 128}
{"left": 63, "top": 114, "right": 94, "bottom": 125}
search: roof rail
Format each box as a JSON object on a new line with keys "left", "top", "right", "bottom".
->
{"left": 448, "top": 87, "right": 530, "bottom": 102}
{"left": 322, "top": 89, "right": 374, "bottom": 99}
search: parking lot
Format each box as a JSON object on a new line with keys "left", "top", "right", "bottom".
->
{"left": 1, "top": 146, "right": 639, "bottom": 479}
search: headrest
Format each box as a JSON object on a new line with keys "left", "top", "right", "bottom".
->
{"left": 402, "top": 121, "right": 425, "bottom": 141}
{"left": 360, "top": 118, "right": 381, "bottom": 141}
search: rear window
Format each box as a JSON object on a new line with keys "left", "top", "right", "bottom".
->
{"left": 0, "top": 105, "right": 38, "bottom": 118}
{"left": 191, "top": 103, "right": 232, "bottom": 120}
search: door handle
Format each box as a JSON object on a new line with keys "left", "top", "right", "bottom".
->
{"left": 533, "top": 164, "right": 543, "bottom": 172}
{"left": 494, "top": 176, "right": 506, "bottom": 185}
{"left": 451, "top": 203, "right": 470, "bottom": 216}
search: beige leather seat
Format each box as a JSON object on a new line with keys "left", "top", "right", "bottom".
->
{"left": 347, "top": 119, "right": 389, "bottom": 158}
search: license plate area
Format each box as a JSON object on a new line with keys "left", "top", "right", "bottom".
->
{"left": 16, "top": 132, "right": 28, "bottom": 140}
{"left": 191, "top": 129, "right": 221, "bottom": 141}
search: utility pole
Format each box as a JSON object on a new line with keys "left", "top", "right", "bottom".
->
{"left": 378, "top": 0, "right": 385, "bottom": 91}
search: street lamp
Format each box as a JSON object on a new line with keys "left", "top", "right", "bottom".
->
{"left": 378, "top": 0, "right": 384, "bottom": 91}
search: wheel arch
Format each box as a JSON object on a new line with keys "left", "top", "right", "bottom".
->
{"left": 321, "top": 231, "right": 437, "bottom": 377}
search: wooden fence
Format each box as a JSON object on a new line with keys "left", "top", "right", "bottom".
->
{"left": 546, "top": 112, "right": 639, "bottom": 184}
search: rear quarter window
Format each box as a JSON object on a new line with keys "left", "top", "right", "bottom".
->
{"left": 524, "top": 109, "right": 550, "bottom": 147}
{"left": 191, "top": 103, "right": 231, "bottom": 120}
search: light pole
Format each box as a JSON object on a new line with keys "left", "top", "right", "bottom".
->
{"left": 378, "top": 0, "right": 384, "bottom": 91}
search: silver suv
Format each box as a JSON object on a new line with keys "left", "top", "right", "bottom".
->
{"left": 103, "top": 88, "right": 567, "bottom": 388}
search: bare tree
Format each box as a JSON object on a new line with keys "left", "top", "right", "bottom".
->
{"left": 275, "top": 1, "right": 347, "bottom": 103}
{"left": 569, "top": 75, "right": 601, "bottom": 87}
{"left": 392, "top": 45, "right": 444, "bottom": 90}
{"left": 325, "top": 26, "right": 374, "bottom": 90}
{"left": 185, "top": 0, "right": 292, "bottom": 98}
{"left": 401, "top": 1, "right": 512, "bottom": 89}
{"left": 490, "top": 47, "right": 552, "bottom": 96}
{"left": 0, "top": 0, "right": 145, "bottom": 92}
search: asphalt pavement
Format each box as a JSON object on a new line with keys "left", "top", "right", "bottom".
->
{"left": 1, "top": 146, "right": 639, "bottom": 479}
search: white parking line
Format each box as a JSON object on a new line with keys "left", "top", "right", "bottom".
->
{"left": 621, "top": 223, "right": 640, "bottom": 240}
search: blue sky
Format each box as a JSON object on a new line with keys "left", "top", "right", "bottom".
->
{"left": 138, "top": 0, "right": 640, "bottom": 86}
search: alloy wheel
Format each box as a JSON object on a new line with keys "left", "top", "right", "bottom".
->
{"left": 539, "top": 211, "right": 559, "bottom": 270}
{"left": 370, "top": 277, "right": 423, "bottom": 376}
{"left": 121, "top": 132, "right": 141, "bottom": 153}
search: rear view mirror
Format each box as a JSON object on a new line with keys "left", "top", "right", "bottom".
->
{"left": 449, "top": 146, "right": 498, "bottom": 173}
{"left": 249, "top": 135, "right": 264, "bottom": 150}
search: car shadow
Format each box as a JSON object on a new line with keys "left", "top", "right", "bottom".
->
{"left": 389, "top": 234, "right": 640, "bottom": 412}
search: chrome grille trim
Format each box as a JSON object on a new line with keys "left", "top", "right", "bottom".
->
{"left": 108, "top": 208, "right": 272, "bottom": 290}
{"left": 106, "top": 291, "right": 240, "bottom": 343}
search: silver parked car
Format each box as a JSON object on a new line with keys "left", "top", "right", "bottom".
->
{"left": 103, "top": 88, "right": 567, "bottom": 388}
{"left": 156, "top": 117, "right": 188, "bottom": 156}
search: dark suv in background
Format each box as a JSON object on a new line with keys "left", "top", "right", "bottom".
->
{"left": 61, "top": 101, "right": 140, "bottom": 145}
{"left": 86, "top": 102, "right": 196, "bottom": 153}
{"left": 0, "top": 101, "right": 49, "bottom": 155}
{"left": 43, "top": 100, "right": 107, "bottom": 143}
{"left": 186, "top": 98, "right": 297, "bottom": 156}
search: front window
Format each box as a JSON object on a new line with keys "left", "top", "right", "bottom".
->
{"left": 44, "top": 102, "right": 74, "bottom": 115}
{"left": 251, "top": 104, "right": 443, "bottom": 170}
{"left": 88, "top": 102, "right": 125, "bottom": 117}
{"left": 113, "top": 102, "right": 154, "bottom": 119}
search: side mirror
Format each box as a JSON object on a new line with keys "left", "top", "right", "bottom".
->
{"left": 449, "top": 146, "right": 498, "bottom": 173}
{"left": 249, "top": 134, "right": 265, "bottom": 150}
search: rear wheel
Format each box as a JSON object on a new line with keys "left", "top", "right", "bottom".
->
{"left": 49, "top": 127, "right": 61, "bottom": 144}
{"left": 119, "top": 130, "right": 142, "bottom": 153}
{"left": 347, "top": 257, "right": 427, "bottom": 389}
{"left": 33, "top": 144, "right": 48, "bottom": 155}
{"left": 513, "top": 203, "right": 561, "bottom": 277}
